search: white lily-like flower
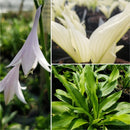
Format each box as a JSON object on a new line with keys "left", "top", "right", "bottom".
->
{"left": 52, "top": 3, "right": 130, "bottom": 63}
{"left": 57, "top": 6, "right": 86, "bottom": 36}
{"left": 0, "top": 64, "right": 26, "bottom": 105}
{"left": 7, "top": 5, "right": 50, "bottom": 75}
{"left": 52, "top": 21, "right": 90, "bottom": 63}
{"left": 90, "top": 3, "right": 130, "bottom": 63}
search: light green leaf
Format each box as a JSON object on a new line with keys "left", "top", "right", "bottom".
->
{"left": 99, "top": 91, "right": 122, "bottom": 112}
{"left": 110, "top": 114, "right": 130, "bottom": 125}
{"left": 114, "top": 102, "right": 130, "bottom": 115}
{"left": 100, "top": 80, "right": 117, "bottom": 97}
{"left": 55, "top": 89, "right": 72, "bottom": 104}
{"left": 73, "top": 72, "right": 80, "bottom": 90}
{"left": 108, "top": 67, "right": 120, "bottom": 82}
{"left": 95, "top": 65, "right": 107, "bottom": 73}
{"left": 79, "top": 67, "right": 86, "bottom": 95}
{"left": 2, "top": 111, "right": 17, "bottom": 125}
{"left": 52, "top": 101, "right": 70, "bottom": 114}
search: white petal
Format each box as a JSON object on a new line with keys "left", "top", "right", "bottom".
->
{"left": 4, "top": 83, "right": 15, "bottom": 105}
{"left": 32, "top": 58, "right": 38, "bottom": 70}
{"left": 69, "top": 28, "right": 90, "bottom": 62}
{"left": 15, "top": 82, "right": 27, "bottom": 104}
{"left": 90, "top": 5, "right": 130, "bottom": 63}
{"left": 21, "top": 86, "right": 26, "bottom": 90}
{"left": 52, "top": 21, "right": 78, "bottom": 62}
{"left": 3, "top": 65, "right": 20, "bottom": 104}
{"left": 22, "top": 43, "right": 36, "bottom": 75}
{"left": 52, "top": 21, "right": 72, "bottom": 54}
{"left": 99, "top": 46, "right": 116, "bottom": 63}
{"left": 7, "top": 49, "right": 23, "bottom": 67}
{"left": 32, "top": 5, "right": 42, "bottom": 30}
{"left": 116, "top": 45, "right": 124, "bottom": 53}
{"left": 33, "top": 35, "right": 51, "bottom": 72}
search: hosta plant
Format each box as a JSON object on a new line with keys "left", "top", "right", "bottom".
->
{"left": 52, "top": 65, "right": 130, "bottom": 130}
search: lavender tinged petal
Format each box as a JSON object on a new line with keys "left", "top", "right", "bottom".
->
{"left": 0, "top": 64, "right": 26, "bottom": 104}
{"left": 22, "top": 45, "right": 36, "bottom": 75}
{"left": 32, "top": 58, "right": 38, "bottom": 70}
{"left": 16, "top": 82, "right": 27, "bottom": 104}
{"left": 32, "top": 5, "right": 42, "bottom": 30}
{"left": 7, "top": 49, "right": 23, "bottom": 67}
{"left": 34, "top": 37, "right": 50, "bottom": 66}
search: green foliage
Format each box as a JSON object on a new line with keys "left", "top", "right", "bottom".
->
{"left": 0, "top": 14, "right": 31, "bottom": 58}
{"left": 35, "top": 115, "right": 50, "bottom": 130}
{"left": 52, "top": 65, "right": 130, "bottom": 130}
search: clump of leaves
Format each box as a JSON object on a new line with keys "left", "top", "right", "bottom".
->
{"left": 52, "top": 65, "right": 130, "bottom": 130}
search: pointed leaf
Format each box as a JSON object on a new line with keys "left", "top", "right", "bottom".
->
{"left": 69, "top": 118, "right": 88, "bottom": 130}
{"left": 99, "top": 91, "right": 122, "bottom": 112}
{"left": 109, "top": 67, "right": 120, "bottom": 82}
{"left": 84, "top": 65, "right": 98, "bottom": 119}
{"left": 100, "top": 80, "right": 117, "bottom": 97}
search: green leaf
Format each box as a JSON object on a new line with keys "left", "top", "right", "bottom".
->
{"left": 55, "top": 89, "right": 72, "bottom": 104}
{"left": 67, "top": 82, "right": 90, "bottom": 114}
{"left": 99, "top": 119, "right": 127, "bottom": 126}
{"left": 84, "top": 65, "right": 98, "bottom": 119}
{"left": 52, "top": 113, "right": 77, "bottom": 129}
{"left": 97, "top": 74, "right": 108, "bottom": 81}
{"left": 99, "top": 80, "right": 117, "bottom": 97}
{"left": 99, "top": 91, "right": 122, "bottom": 113}
{"left": 53, "top": 67, "right": 89, "bottom": 112}
{"left": 69, "top": 118, "right": 88, "bottom": 130}
{"left": 73, "top": 72, "right": 80, "bottom": 90}
{"left": 114, "top": 102, "right": 130, "bottom": 115}
{"left": 102, "top": 101, "right": 130, "bottom": 116}
{"left": 108, "top": 67, "right": 120, "bottom": 82}
{"left": 95, "top": 65, "right": 107, "bottom": 73}
{"left": 110, "top": 114, "right": 130, "bottom": 125}
{"left": 2, "top": 111, "right": 17, "bottom": 125}
{"left": 52, "top": 101, "right": 70, "bottom": 114}
{"left": 79, "top": 67, "right": 86, "bottom": 95}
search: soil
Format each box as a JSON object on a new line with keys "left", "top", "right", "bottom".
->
{"left": 52, "top": 6, "right": 130, "bottom": 63}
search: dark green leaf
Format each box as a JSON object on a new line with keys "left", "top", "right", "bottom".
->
{"left": 69, "top": 118, "right": 88, "bottom": 130}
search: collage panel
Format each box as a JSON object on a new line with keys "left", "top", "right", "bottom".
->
{"left": 52, "top": 0, "right": 130, "bottom": 64}
{"left": 0, "top": 0, "right": 130, "bottom": 129}
{"left": 52, "top": 64, "right": 130, "bottom": 130}
{"left": 0, "top": 0, "right": 51, "bottom": 129}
